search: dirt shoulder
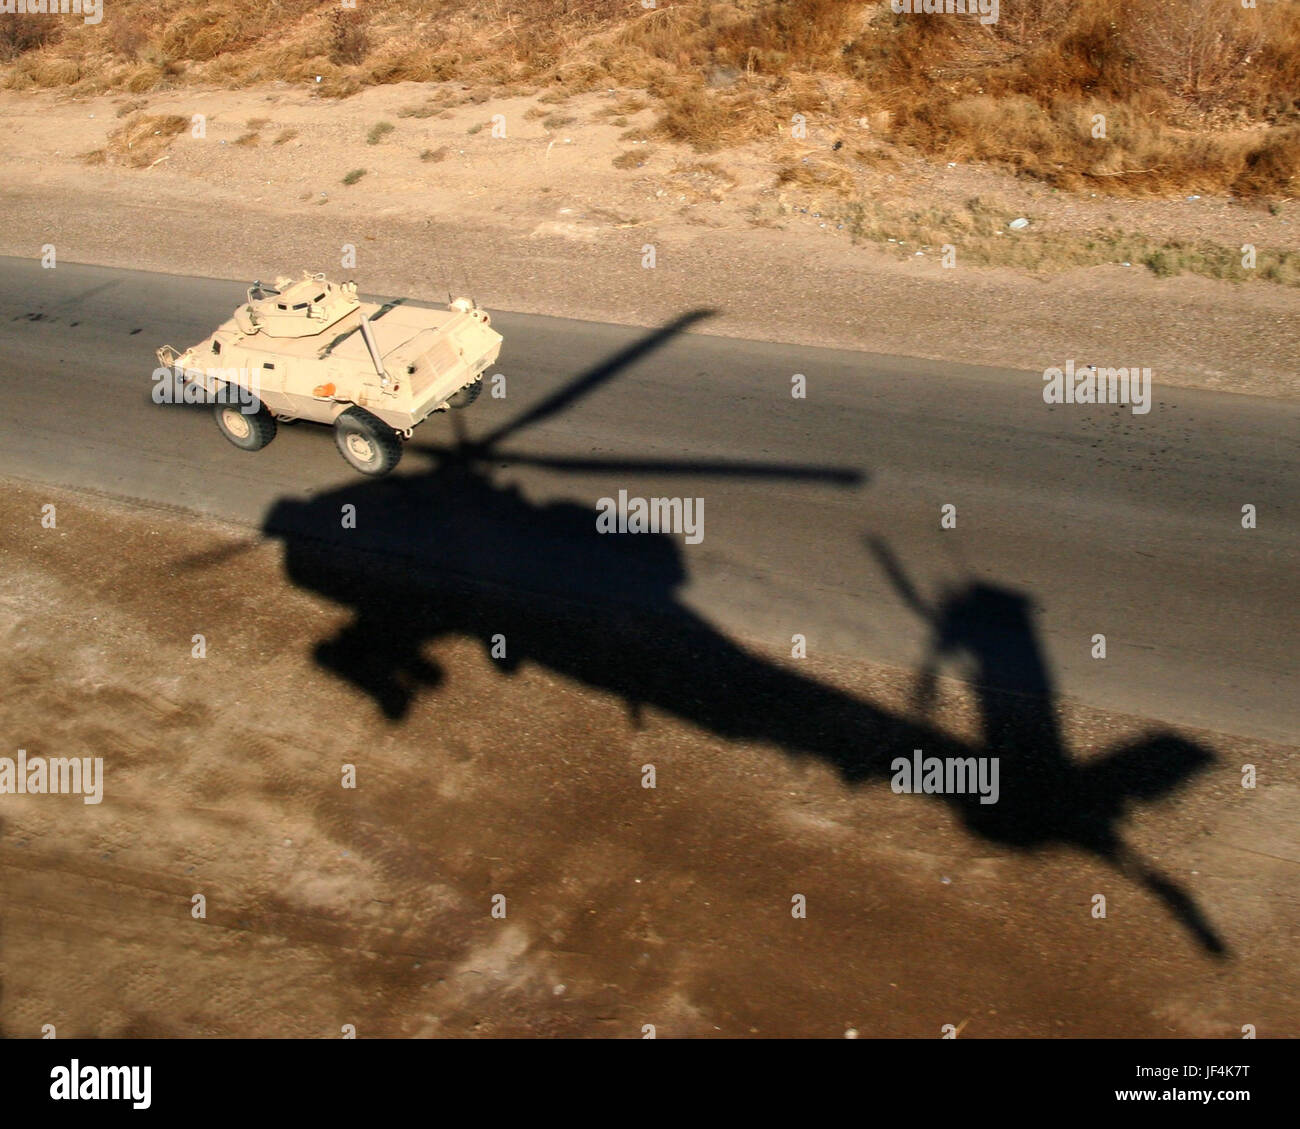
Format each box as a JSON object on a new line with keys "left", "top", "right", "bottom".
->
{"left": 1, "top": 83, "right": 1297, "bottom": 397}
{"left": 1, "top": 478, "right": 1296, "bottom": 1037}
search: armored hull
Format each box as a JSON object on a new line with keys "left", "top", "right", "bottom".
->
{"left": 158, "top": 273, "right": 502, "bottom": 475}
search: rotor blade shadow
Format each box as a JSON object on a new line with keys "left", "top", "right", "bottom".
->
{"left": 473, "top": 308, "right": 717, "bottom": 450}
{"left": 410, "top": 446, "right": 865, "bottom": 485}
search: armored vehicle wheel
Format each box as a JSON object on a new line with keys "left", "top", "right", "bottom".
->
{"left": 448, "top": 379, "right": 483, "bottom": 409}
{"left": 214, "top": 402, "right": 277, "bottom": 451}
{"left": 334, "top": 406, "right": 402, "bottom": 476}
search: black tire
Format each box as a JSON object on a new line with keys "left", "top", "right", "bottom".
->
{"left": 333, "top": 406, "right": 403, "bottom": 476}
{"left": 448, "top": 378, "right": 483, "bottom": 409}
{"left": 214, "top": 400, "right": 277, "bottom": 451}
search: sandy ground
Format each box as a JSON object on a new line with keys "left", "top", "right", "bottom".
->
{"left": 1, "top": 478, "right": 1296, "bottom": 1038}
{"left": 0, "top": 83, "right": 1297, "bottom": 396}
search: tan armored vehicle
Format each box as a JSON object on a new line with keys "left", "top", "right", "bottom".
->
{"left": 157, "top": 272, "right": 502, "bottom": 475}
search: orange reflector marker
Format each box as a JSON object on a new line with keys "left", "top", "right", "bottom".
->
{"left": 313, "top": 382, "right": 336, "bottom": 397}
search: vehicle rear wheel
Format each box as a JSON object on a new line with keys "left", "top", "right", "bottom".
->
{"left": 214, "top": 401, "right": 277, "bottom": 451}
{"left": 333, "top": 406, "right": 402, "bottom": 476}
{"left": 448, "top": 378, "right": 483, "bottom": 409}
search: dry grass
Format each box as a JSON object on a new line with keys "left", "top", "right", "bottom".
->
{"left": 839, "top": 195, "right": 1300, "bottom": 285}
{"left": 776, "top": 156, "right": 855, "bottom": 197}
{"left": 669, "top": 158, "right": 739, "bottom": 202}
{"left": 87, "top": 112, "right": 188, "bottom": 168}
{"left": 612, "top": 148, "right": 653, "bottom": 170}
{"left": 398, "top": 100, "right": 442, "bottom": 119}
{"left": 0, "top": 12, "right": 63, "bottom": 62}
{"left": 7, "top": 0, "right": 1300, "bottom": 197}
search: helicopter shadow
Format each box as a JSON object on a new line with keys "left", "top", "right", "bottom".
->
{"left": 205, "top": 309, "right": 1227, "bottom": 957}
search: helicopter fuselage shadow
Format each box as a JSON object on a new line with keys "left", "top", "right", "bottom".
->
{"left": 262, "top": 470, "right": 1225, "bottom": 957}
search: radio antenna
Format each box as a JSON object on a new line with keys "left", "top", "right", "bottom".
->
{"left": 424, "top": 220, "right": 454, "bottom": 306}
{"left": 457, "top": 252, "right": 477, "bottom": 308}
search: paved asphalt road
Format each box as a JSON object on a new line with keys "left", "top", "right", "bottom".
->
{"left": 1, "top": 257, "right": 1296, "bottom": 742}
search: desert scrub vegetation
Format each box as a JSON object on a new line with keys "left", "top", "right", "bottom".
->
{"left": 612, "top": 147, "right": 654, "bottom": 169}
{"left": 839, "top": 196, "right": 1300, "bottom": 286}
{"left": 366, "top": 120, "right": 395, "bottom": 144}
{"left": 4, "top": 0, "right": 1298, "bottom": 197}
{"left": 341, "top": 167, "right": 366, "bottom": 185}
{"left": 81, "top": 112, "right": 188, "bottom": 167}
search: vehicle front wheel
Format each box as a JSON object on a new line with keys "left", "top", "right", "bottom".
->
{"left": 214, "top": 401, "right": 277, "bottom": 451}
{"left": 448, "top": 379, "right": 483, "bottom": 409}
{"left": 333, "top": 406, "right": 403, "bottom": 476}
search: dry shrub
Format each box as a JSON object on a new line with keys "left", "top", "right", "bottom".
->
{"left": 891, "top": 90, "right": 1298, "bottom": 197}
{"left": 22, "top": 55, "right": 81, "bottom": 87}
{"left": 160, "top": 9, "right": 239, "bottom": 63}
{"left": 708, "top": 0, "right": 857, "bottom": 73}
{"left": 329, "top": 7, "right": 369, "bottom": 67}
{"left": 614, "top": 93, "right": 648, "bottom": 114}
{"left": 103, "top": 112, "right": 189, "bottom": 167}
{"left": 992, "top": 0, "right": 1074, "bottom": 47}
{"left": 0, "top": 13, "right": 63, "bottom": 61}
{"left": 613, "top": 148, "right": 652, "bottom": 169}
{"left": 776, "top": 156, "right": 854, "bottom": 196}
{"left": 106, "top": 12, "right": 149, "bottom": 61}
{"left": 655, "top": 81, "right": 779, "bottom": 150}
{"left": 123, "top": 64, "right": 164, "bottom": 93}
{"left": 1231, "top": 127, "right": 1300, "bottom": 198}
{"left": 399, "top": 101, "right": 442, "bottom": 119}
{"left": 1125, "top": 0, "right": 1263, "bottom": 105}
{"left": 551, "top": 59, "right": 609, "bottom": 91}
